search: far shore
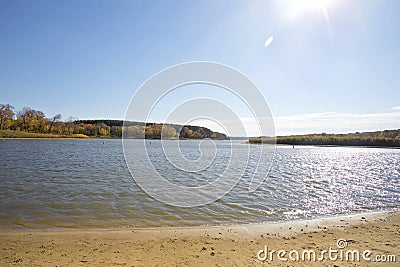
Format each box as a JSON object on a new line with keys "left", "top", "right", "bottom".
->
{"left": 1, "top": 210, "right": 399, "bottom": 266}
{"left": 274, "top": 143, "right": 400, "bottom": 149}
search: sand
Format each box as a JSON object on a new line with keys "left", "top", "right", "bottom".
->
{"left": 1, "top": 211, "right": 399, "bottom": 266}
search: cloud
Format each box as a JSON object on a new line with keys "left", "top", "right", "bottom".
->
{"left": 274, "top": 111, "right": 400, "bottom": 136}
{"left": 208, "top": 111, "right": 400, "bottom": 137}
{"left": 165, "top": 109, "right": 400, "bottom": 137}
{"left": 393, "top": 106, "right": 400, "bottom": 111}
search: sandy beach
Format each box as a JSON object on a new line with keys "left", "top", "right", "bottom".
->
{"left": 1, "top": 210, "right": 399, "bottom": 266}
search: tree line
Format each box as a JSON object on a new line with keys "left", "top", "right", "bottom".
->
{"left": 0, "top": 104, "right": 227, "bottom": 139}
{"left": 249, "top": 130, "right": 400, "bottom": 147}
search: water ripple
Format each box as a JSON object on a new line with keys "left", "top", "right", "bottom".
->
{"left": 0, "top": 140, "right": 399, "bottom": 229}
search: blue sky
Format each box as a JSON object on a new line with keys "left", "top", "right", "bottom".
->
{"left": 1, "top": 0, "right": 399, "bottom": 135}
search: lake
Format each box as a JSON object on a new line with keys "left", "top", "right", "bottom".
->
{"left": 0, "top": 139, "right": 399, "bottom": 229}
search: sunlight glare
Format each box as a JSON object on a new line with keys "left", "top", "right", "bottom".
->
{"left": 287, "top": 0, "right": 336, "bottom": 19}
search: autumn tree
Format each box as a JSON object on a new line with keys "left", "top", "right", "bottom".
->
{"left": 161, "top": 125, "right": 177, "bottom": 139}
{"left": 64, "top": 116, "right": 79, "bottom": 135}
{"left": 48, "top": 114, "right": 62, "bottom": 133}
{"left": 0, "top": 103, "right": 228, "bottom": 140}
{"left": 0, "top": 104, "right": 15, "bottom": 130}
{"left": 124, "top": 125, "right": 144, "bottom": 138}
{"left": 17, "top": 107, "right": 47, "bottom": 132}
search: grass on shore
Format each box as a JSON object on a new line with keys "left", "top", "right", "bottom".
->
{"left": 0, "top": 130, "right": 89, "bottom": 139}
{"left": 249, "top": 135, "right": 400, "bottom": 147}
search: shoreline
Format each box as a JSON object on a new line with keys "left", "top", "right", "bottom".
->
{"left": 0, "top": 209, "right": 395, "bottom": 233}
{"left": 1, "top": 210, "right": 399, "bottom": 266}
{"left": 250, "top": 142, "right": 400, "bottom": 149}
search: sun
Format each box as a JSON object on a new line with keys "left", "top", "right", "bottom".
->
{"left": 285, "top": 0, "right": 339, "bottom": 34}
{"left": 293, "top": 0, "right": 334, "bottom": 10}
{"left": 287, "top": 0, "right": 337, "bottom": 19}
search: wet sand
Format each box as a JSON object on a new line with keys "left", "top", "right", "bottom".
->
{"left": 1, "top": 211, "right": 399, "bottom": 266}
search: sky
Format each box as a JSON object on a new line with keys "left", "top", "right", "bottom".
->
{"left": 1, "top": 0, "right": 399, "bottom": 136}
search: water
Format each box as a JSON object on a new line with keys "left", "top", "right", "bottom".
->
{"left": 0, "top": 139, "right": 399, "bottom": 229}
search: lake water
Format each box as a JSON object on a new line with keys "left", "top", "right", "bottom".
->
{"left": 0, "top": 139, "right": 399, "bottom": 229}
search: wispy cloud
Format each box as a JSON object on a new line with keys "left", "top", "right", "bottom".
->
{"left": 393, "top": 106, "right": 400, "bottom": 111}
{"left": 274, "top": 111, "right": 400, "bottom": 136}
{"left": 201, "top": 110, "right": 400, "bottom": 137}
{"left": 165, "top": 109, "right": 400, "bottom": 137}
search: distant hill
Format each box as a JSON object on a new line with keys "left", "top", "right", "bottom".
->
{"left": 78, "top": 120, "right": 227, "bottom": 139}
{"left": 249, "top": 129, "right": 400, "bottom": 147}
{"left": 79, "top": 120, "right": 145, "bottom": 127}
{"left": 0, "top": 103, "right": 227, "bottom": 139}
